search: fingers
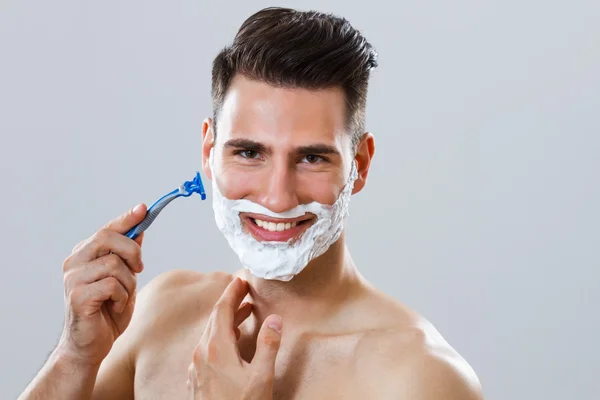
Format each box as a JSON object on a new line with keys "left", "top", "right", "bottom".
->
{"left": 234, "top": 302, "right": 253, "bottom": 328}
{"left": 72, "top": 228, "right": 144, "bottom": 273}
{"left": 252, "top": 315, "right": 282, "bottom": 378}
{"left": 71, "top": 277, "right": 129, "bottom": 314}
{"left": 71, "top": 233, "right": 142, "bottom": 257}
{"left": 71, "top": 253, "right": 137, "bottom": 306}
{"left": 97, "top": 277, "right": 130, "bottom": 313}
{"left": 103, "top": 204, "right": 147, "bottom": 234}
{"left": 212, "top": 278, "right": 250, "bottom": 338}
{"left": 196, "top": 278, "right": 250, "bottom": 365}
{"left": 234, "top": 302, "right": 253, "bottom": 341}
{"left": 71, "top": 239, "right": 86, "bottom": 254}
{"left": 69, "top": 203, "right": 146, "bottom": 265}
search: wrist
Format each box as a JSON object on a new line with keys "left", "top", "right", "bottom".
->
{"left": 51, "top": 344, "right": 102, "bottom": 375}
{"left": 17, "top": 344, "right": 101, "bottom": 400}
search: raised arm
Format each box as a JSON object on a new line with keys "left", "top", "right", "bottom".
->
{"left": 18, "top": 204, "right": 147, "bottom": 400}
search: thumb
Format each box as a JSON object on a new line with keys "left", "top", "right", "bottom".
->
{"left": 104, "top": 203, "right": 147, "bottom": 234}
{"left": 252, "top": 315, "right": 282, "bottom": 376}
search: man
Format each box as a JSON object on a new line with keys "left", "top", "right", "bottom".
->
{"left": 19, "top": 7, "right": 483, "bottom": 399}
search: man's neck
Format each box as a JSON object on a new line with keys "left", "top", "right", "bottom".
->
{"left": 235, "top": 236, "right": 364, "bottom": 335}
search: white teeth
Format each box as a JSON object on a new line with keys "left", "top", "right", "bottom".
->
{"left": 254, "top": 219, "right": 299, "bottom": 232}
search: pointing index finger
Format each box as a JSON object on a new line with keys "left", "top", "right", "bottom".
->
{"left": 214, "top": 278, "right": 250, "bottom": 331}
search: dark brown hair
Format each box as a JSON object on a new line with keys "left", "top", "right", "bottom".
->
{"left": 211, "top": 7, "right": 378, "bottom": 149}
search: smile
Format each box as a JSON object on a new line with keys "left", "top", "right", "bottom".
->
{"left": 242, "top": 214, "right": 314, "bottom": 242}
{"left": 254, "top": 218, "right": 298, "bottom": 231}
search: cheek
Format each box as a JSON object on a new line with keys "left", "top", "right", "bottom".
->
{"left": 215, "top": 165, "right": 257, "bottom": 199}
{"left": 296, "top": 174, "right": 342, "bottom": 206}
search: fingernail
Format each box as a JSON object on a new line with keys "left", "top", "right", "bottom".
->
{"left": 133, "top": 204, "right": 144, "bottom": 213}
{"left": 267, "top": 315, "right": 282, "bottom": 333}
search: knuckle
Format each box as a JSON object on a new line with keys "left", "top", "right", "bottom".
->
{"left": 128, "top": 274, "right": 137, "bottom": 289}
{"left": 62, "top": 255, "right": 74, "bottom": 273}
{"left": 262, "top": 333, "right": 280, "bottom": 348}
{"left": 105, "top": 253, "right": 122, "bottom": 271}
{"left": 125, "top": 246, "right": 142, "bottom": 268}
{"left": 106, "top": 276, "right": 120, "bottom": 291}
{"left": 70, "top": 240, "right": 84, "bottom": 254}
{"left": 205, "top": 339, "right": 219, "bottom": 364}
{"left": 67, "top": 287, "right": 84, "bottom": 308}
{"left": 63, "top": 269, "right": 77, "bottom": 288}
{"left": 88, "top": 235, "right": 103, "bottom": 251}
{"left": 94, "top": 228, "right": 111, "bottom": 243}
{"left": 192, "top": 347, "right": 203, "bottom": 365}
{"left": 212, "top": 301, "right": 227, "bottom": 314}
{"left": 123, "top": 277, "right": 137, "bottom": 296}
{"left": 251, "top": 370, "right": 272, "bottom": 387}
{"left": 94, "top": 228, "right": 107, "bottom": 240}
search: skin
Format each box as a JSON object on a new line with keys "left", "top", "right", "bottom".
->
{"left": 18, "top": 75, "right": 484, "bottom": 399}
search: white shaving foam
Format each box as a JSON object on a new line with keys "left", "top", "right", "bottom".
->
{"left": 209, "top": 149, "right": 358, "bottom": 281}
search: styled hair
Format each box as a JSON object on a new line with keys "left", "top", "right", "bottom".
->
{"left": 211, "top": 7, "right": 378, "bottom": 149}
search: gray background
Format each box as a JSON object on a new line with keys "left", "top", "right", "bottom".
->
{"left": 1, "top": 0, "right": 598, "bottom": 399}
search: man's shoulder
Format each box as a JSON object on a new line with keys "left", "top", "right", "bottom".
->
{"left": 136, "top": 269, "right": 233, "bottom": 314}
{"left": 139, "top": 269, "right": 233, "bottom": 300}
{"left": 127, "top": 269, "right": 234, "bottom": 338}
{"left": 389, "top": 323, "right": 483, "bottom": 399}
{"left": 354, "top": 293, "right": 483, "bottom": 399}
{"left": 378, "top": 325, "right": 482, "bottom": 399}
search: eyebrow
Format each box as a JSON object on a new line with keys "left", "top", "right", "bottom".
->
{"left": 222, "top": 138, "right": 341, "bottom": 157}
{"left": 223, "top": 139, "right": 270, "bottom": 154}
{"left": 294, "top": 144, "right": 341, "bottom": 157}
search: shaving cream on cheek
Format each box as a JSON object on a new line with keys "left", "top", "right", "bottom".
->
{"left": 209, "top": 149, "right": 358, "bottom": 281}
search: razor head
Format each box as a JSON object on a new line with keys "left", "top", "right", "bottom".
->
{"left": 193, "top": 171, "right": 207, "bottom": 200}
{"left": 181, "top": 171, "right": 206, "bottom": 199}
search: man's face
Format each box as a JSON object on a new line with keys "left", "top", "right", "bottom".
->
{"left": 202, "top": 75, "right": 357, "bottom": 244}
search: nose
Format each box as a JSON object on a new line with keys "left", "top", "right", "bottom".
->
{"left": 257, "top": 160, "right": 299, "bottom": 213}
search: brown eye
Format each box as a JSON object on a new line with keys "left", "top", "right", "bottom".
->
{"left": 304, "top": 155, "right": 321, "bottom": 163}
{"left": 240, "top": 150, "right": 259, "bottom": 159}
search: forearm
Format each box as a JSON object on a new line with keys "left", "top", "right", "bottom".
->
{"left": 18, "top": 346, "right": 100, "bottom": 400}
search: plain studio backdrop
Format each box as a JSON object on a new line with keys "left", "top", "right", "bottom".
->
{"left": 1, "top": 1, "right": 598, "bottom": 399}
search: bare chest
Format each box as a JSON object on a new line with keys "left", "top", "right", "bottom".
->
{"left": 132, "top": 325, "right": 382, "bottom": 399}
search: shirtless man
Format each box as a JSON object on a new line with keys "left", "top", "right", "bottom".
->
{"left": 19, "top": 7, "right": 484, "bottom": 400}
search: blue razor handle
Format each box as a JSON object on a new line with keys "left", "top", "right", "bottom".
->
{"left": 125, "top": 171, "right": 206, "bottom": 240}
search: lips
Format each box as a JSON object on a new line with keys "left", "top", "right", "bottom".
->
{"left": 242, "top": 213, "right": 314, "bottom": 242}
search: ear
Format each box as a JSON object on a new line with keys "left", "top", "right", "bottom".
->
{"left": 202, "top": 118, "right": 215, "bottom": 180}
{"left": 351, "top": 132, "right": 375, "bottom": 195}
